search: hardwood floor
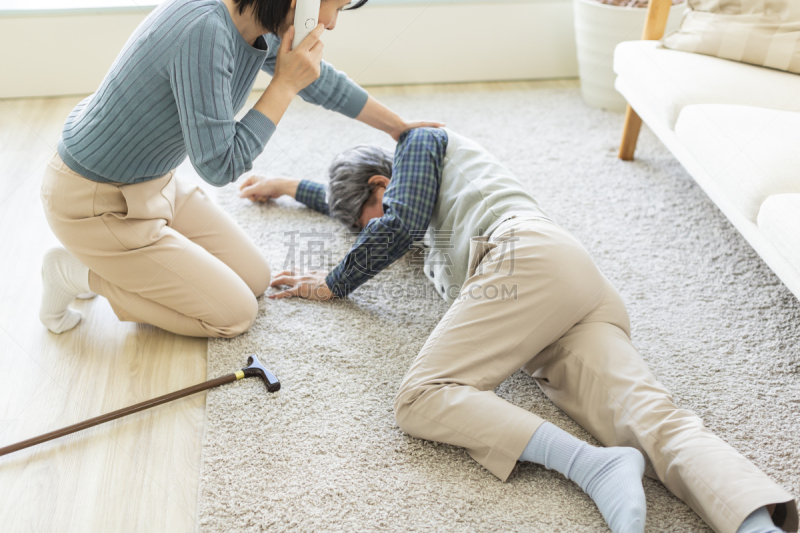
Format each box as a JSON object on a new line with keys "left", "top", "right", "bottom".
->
{"left": 0, "top": 79, "right": 575, "bottom": 532}
{"left": 0, "top": 94, "right": 207, "bottom": 533}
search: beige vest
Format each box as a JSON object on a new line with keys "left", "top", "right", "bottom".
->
{"left": 421, "top": 128, "right": 549, "bottom": 303}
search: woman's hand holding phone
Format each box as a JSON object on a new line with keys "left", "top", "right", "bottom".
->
{"left": 273, "top": 23, "right": 325, "bottom": 95}
{"left": 253, "top": 23, "right": 325, "bottom": 126}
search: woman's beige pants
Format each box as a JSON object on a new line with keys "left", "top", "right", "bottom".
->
{"left": 40, "top": 153, "right": 270, "bottom": 338}
{"left": 394, "top": 216, "right": 797, "bottom": 533}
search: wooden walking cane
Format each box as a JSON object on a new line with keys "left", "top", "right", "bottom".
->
{"left": 0, "top": 355, "right": 279, "bottom": 458}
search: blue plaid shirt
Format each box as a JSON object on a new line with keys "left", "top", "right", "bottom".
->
{"left": 294, "top": 127, "right": 448, "bottom": 298}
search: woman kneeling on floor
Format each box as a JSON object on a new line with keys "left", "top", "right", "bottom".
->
{"left": 38, "top": 0, "right": 442, "bottom": 337}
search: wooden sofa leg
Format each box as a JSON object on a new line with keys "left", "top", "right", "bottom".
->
{"left": 619, "top": 105, "right": 643, "bottom": 161}
{"left": 618, "top": 0, "right": 670, "bottom": 161}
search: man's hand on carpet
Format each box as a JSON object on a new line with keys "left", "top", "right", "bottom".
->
{"left": 239, "top": 176, "right": 300, "bottom": 202}
{"left": 269, "top": 270, "right": 334, "bottom": 301}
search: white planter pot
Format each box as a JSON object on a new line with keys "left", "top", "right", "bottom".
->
{"left": 574, "top": 0, "right": 685, "bottom": 111}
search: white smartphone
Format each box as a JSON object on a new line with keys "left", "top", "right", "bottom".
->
{"left": 292, "top": 0, "right": 322, "bottom": 50}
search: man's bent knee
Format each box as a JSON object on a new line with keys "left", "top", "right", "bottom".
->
{"left": 393, "top": 385, "right": 431, "bottom": 437}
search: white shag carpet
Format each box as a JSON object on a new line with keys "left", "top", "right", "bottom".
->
{"left": 195, "top": 83, "right": 800, "bottom": 533}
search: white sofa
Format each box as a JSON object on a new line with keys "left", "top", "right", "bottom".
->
{"left": 613, "top": 38, "right": 800, "bottom": 301}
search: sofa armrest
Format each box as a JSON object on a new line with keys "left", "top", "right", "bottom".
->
{"left": 643, "top": 0, "right": 673, "bottom": 40}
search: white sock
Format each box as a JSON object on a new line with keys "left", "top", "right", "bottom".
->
{"left": 40, "top": 247, "right": 91, "bottom": 334}
{"left": 737, "top": 507, "right": 781, "bottom": 533}
{"left": 520, "top": 422, "right": 647, "bottom": 533}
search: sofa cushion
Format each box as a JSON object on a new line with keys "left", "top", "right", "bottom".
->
{"left": 663, "top": 0, "right": 800, "bottom": 74}
{"left": 757, "top": 194, "right": 800, "bottom": 270}
{"left": 614, "top": 40, "right": 800, "bottom": 130}
{"left": 674, "top": 104, "right": 800, "bottom": 222}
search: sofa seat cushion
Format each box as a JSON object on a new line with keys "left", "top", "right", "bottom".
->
{"left": 674, "top": 104, "right": 800, "bottom": 222}
{"left": 614, "top": 40, "right": 800, "bottom": 130}
{"left": 757, "top": 194, "right": 800, "bottom": 271}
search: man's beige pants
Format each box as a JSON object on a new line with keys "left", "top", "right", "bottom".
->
{"left": 394, "top": 216, "right": 797, "bottom": 533}
{"left": 40, "top": 154, "right": 270, "bottom": 337}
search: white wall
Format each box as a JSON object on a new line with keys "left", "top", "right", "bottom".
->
{"left": 0, "top": 0, "right": 578, "bottom": 99}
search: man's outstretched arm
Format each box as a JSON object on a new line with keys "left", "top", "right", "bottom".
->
{"left": 238, "top": 176, "right": 329, "bottom": 215}
{"left": 294, "top": 180, "right": 330, "bottom": 215}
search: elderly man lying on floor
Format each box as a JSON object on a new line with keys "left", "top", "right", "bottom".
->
{"left": 239, "top": 127, "right": 796, "bottom": 533}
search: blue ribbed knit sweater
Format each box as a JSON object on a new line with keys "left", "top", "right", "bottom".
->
{"left": 57, "top": 0, "right": 369, "bottom": 186}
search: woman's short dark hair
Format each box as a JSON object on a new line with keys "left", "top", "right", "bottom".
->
{"left": 233, "top": 0, "right": 370, "bottom": 35}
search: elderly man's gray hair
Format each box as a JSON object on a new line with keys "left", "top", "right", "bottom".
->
{"left": 327, "top": 144, "right": 394, "bottom": 229}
